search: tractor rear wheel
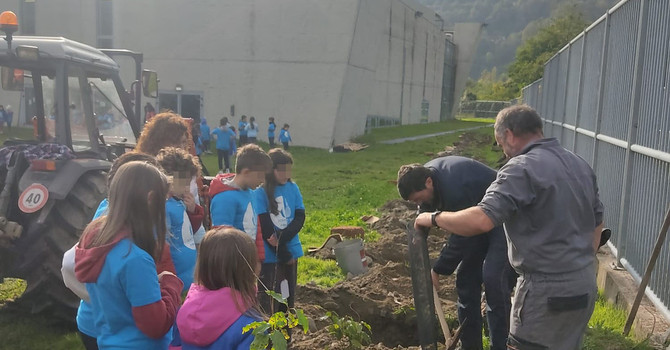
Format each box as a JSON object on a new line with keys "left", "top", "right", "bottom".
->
{"left": 11, "top": 171, "right": 106, "bottom": 321}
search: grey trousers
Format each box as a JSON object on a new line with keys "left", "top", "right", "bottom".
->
{"left": 508, "top": 263, "right": 597, "bottom": 350}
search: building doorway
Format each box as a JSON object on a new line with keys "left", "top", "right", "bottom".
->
{"left": 158, "top": 91, "right": 203, "bottom": 123}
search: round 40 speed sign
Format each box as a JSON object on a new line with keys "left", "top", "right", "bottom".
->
{"left": 18, "top": 183, "right": 49, "bottom": 213}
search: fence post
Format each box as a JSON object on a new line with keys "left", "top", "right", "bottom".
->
{"left": 536, "top": 81, "right": 542, "bottom": 116}
{"left": 547, "top": 56, "right": 561, "bottom": 137}
{"left": 572, "top": 35, "right": 587, "bottom": 152}
{"left": 592, "top": 13, "right": 611, "bottom": 167}
{"left": 616, "top": 0, "right": 649, "bottom": 262}
{"left": 558, "top": 45, "right": 571, "bottom": 143}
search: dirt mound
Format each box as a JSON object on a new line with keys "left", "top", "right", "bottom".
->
{"left": 435, "top": 131, "right": 505, "bottom": 167}
{"left": 292, "top": 199, "right": 457, "bottom": 349}
{"left": 366, "top": 199, "right": 448, "bottom": 266}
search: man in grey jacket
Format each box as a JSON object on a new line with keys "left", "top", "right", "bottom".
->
{"left": 415, "top": 105, "right": 604, "bottom": 349}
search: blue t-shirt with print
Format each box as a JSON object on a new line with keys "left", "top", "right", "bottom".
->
{"left": 256, "top": 182, "right": 305, "bottom": 263}
{"left": 210, "top": 188, "right": 258, "bottom": 242}
{"left": 166, "top": 197, "right": 197, "bottom": 292}
{"left": 238, "top": 121, "right": 248, "bottom": 136}
{"left": 86, "top": 239, "right": 168, "bottom": 349}
{"left": 77, "top": 198, "right": 108, "bottom": 337}
{"left": 212, "top": 127, "right": 235, "bottom": 150}
{"left": 279, "top": 129, "right": 291, "bottom": 143}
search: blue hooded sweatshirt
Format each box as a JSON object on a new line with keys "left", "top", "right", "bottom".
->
{"left": 200, "top": 119, "right": 210, "bottom": 141}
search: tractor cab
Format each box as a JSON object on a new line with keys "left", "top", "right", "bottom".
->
{"left": 0, "top": 11, "right": 157, "bottom": 159}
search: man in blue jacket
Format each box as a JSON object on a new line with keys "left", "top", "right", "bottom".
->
{"left": 398, "top": 156, "right": 515, "bottom": 350}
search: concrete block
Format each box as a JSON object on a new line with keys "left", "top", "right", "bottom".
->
{"left": 596, "top": 247, "right": 670, "bottom": 344}
{"left": 330, "top": 226, "right": 365, "bottom": 239}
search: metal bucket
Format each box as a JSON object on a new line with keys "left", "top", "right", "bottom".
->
{"left": 333, "top": 238, "right": 368, "bottom": 275}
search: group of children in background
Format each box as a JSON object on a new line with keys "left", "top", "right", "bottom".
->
{"left": 198, "top": 115, "right": 292, "bottom": 174}
{"left": 61, "top": 112, "right": 305, "bottom": 349}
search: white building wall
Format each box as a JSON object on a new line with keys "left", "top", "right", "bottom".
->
{"left": 3, "top": 0, "right": 446, "bottom": 148}
{"left": 331, "top": 0, "right": 385, "bottom": 146}
{"left": 332, "top": 0, "right": 445, "bottom": 145}
{"left": 33, "top": 0, "right": 97, "bottom": 45}
{"left": 112, "top": 0, "right": 356, "bottom": 149}
{"left": 365, "top": 0, "right": 444, "bottom": 126}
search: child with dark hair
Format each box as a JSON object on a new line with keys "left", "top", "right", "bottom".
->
{"left": 208, "top": 144, "right": 272, "bottom": 261}
{"left": 212, "top": 117, "right": 236, "bottom": 174}
{"left": 247, "top": 116, "right": 258, "bottom": 144}
{"left": 267, "top": 117, "right": 276, "bottom": 148}
{"left": 279, "top": 124, "right": 292, "bottom": 150}
{"left": 175, "top": 227, "right": 263, "bottom": 349}
{"left": 156, "top": 147, "right": 205, "bottom": 292}
{"left": 200, "top": 118, "right": 211, "bottom": 154}
{"left": 256, "top": 149, "right": 305, "bottom": 320}
{"left": 238, "top": 115, "right": 248, "bottom": 145}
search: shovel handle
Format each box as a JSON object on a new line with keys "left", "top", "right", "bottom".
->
{"left": 433, "top": 286, "right": 452, "bottom": 345}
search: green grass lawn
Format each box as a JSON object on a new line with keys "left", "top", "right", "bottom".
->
{"left": 582, "top": 294, "right": 654, "bottom": 350}
{"left": 354, "top": 118, "right": 493, "bottom": 144}
{"left": 0, "top": 127, "right": 34, "bottom": 142}
{"left": 0, "top": 121, "right": 654, "bottom": 349}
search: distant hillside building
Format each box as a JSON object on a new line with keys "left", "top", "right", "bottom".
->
{"left": 4, "top": 0, "right": 482, "bottom": 148}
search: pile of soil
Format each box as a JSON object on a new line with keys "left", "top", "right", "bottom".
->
{"left": 292, "top": 200, "right": 458, "bottom": 350}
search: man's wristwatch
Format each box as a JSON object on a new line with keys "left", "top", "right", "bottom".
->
{"left": 431, "top": 211, "right": 441, "bottom": 227}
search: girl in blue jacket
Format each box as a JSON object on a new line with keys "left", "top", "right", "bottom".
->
{"left": 279, "top": 124, "right": 292, "bottom": 150}
{"left": 175, "top": 227, "right": 263, "bottom": 349}
{"left": 212, "top": 117, "right": 236, "bottom": 173}
{"left": 267, "top": 117, "right": 276, "bottom": 148}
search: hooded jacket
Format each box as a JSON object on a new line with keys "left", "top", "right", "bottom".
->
{"left": 175, "top": 284, "right": 261, "bottom": 349}
{"left": 200, "top": 119, "right": 210, "bottom": 141}
{"left": 75, "top": 222, "right": 183, "bottom": 348}
{"left": 209, "top": 173, "right": 265, "bottom": 261}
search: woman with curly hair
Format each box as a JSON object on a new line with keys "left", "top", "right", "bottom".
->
{"left": 136, "top": 112, "right": 208, "bottom": 241}
{"left": 136, "top": 112, "right": 191, "bottom": 156}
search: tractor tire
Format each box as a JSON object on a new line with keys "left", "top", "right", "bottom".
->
{"left": 10, "top": 171, "right": 107, "bottom": 322}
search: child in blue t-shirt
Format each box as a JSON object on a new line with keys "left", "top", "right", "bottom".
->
{"left": 208, "top": 144, "right": 271, "bottom": 261}
{"left": 257, "top": 149, "right": 305, "bottom": 320}
{"left": 74, "top": 161, "right": 182, "bottom": 350}
{"left": 199, "top": 118, "right": 211, "bottom": 154}
{"left": 247, "top": 116, "right": 259, "bottom": 144}
{"left": 279, "top": 124, "right": 292, "bottom": 150}
{"left": 174, "top": 227, "right": 263, "bottom": 349}
{"left": 157, "top": 147, "right": 205, "bottom": 293}
{"left": 238, "top": 115, "right": 249, "bottom": 145}
{"left": 62, "top": 152, "right": 168, "bottom": 350}
{"left": 268, "top": 117, "right": 277, "bottom": 148}
{"left": 211, "top": 117, "right": 236, "bottom": 173}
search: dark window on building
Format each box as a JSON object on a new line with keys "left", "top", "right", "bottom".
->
{"left": 20, "top": 0, "right": 36, "bottom": 35}
{"left": 97, "top": 0, "right": 113, "bottom": 48}
{"left": 97, "top": 37, "right": 113, "bottom": 49}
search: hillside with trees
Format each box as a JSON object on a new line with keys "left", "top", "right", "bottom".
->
{"left": 418, "top": 0, "right": 619, "bottom": 83}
